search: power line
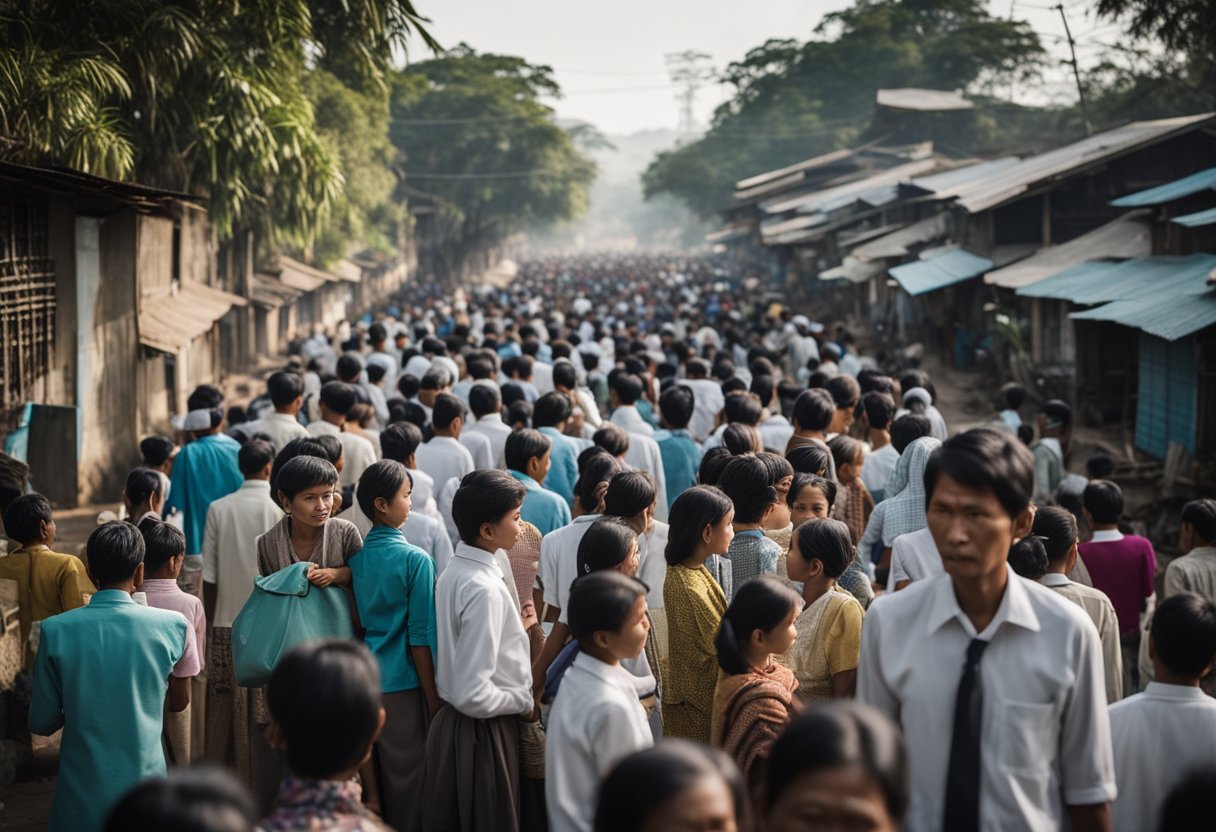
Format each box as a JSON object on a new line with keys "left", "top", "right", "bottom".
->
{"left": 404, "top": 168, "right": 580, "bottom": 180}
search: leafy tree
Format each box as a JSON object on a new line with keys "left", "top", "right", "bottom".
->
{"left": 1095, "top": 0, "right": 1216, "bottom": 58}
{"left": 389, "top": 46, "right": 596, "bottom": 284}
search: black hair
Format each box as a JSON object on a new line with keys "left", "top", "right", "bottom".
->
{"left": 1031, "top": 506, "right": 1078, "bottom": 564}
{"left": 275, "top": 455, "right": 338, "bottom": 505}
{"left": 319, "top": 381, "right": 357, "bottom": 415}
{"left": 665, "top": 485, "right": 734, "bottom": 566}
{"left": 1083, "top": 480, "right": 1123, "bottom": 525}
{"left": 238, "top": 439, "right": 275, "bottom": 477}
{"left": 825, "top": 374, "right": 861, "bottom": 411}
{"left": 722, "top": 392, "right": 762, "bottom": 426}
{"left": 789, "top": 473, "right": 838, "bottom": 510}
{"left": 534, "top": 391, "right": 573, "bottom": 428}
{"left": 336, "top": 352, "right": 364, "bottom": 382}
{"left": 1182, "top": 499, "right": 1216, "bottom": 543}
{"left": 268, "top": 437, "right": 331, "bottom": 495}
{"left": 827, "top": 434, "right": 864, "bottom": 469}
{"left": 267, "top": 371, "right": 304, "bottom": 408}
{"left": 368, "top": 322, "right": 387, "bottom": 344}
{"left": 141, "top": 520, "right": 186, "bottom": 573}
{"left": 506, "top": 400, "right": 533, "bottom": 429}
{"left": 791, "top": 518, "right": 853, "bottom": 577}
{"left": 766, "top": 702, "right": 908, "bottom": 824}
{"left": 505, "top": 428, "right": 551, "bottom": 474}
{"left": 365, "top": 364, "right": 387, "bottom": 385}
{"left": 611, "top": 373, "right": 645, "bottom": 406}
{"left": 595, "top": 740, "right": 744, "bottom": 832}
{"left": 512, "top": 354, "right": 534, "bottom": 379}
{"left": 381, "top": 422, "right": 423, "bottom": 464}
{"left": 715, "top": 574, "right": 800, "bottom": 675}
{"left": 140, "top": 435, "right": 175, "bottom": 467}
{"left": 593, "top": 424, "right": 630, "bottom": 457}
{"left": 1007, "top": 536, "right": 1050, "bottom": 580}
{"left": 356, "top": 459, "right": 410, "bottom": 521}
{"left": 786, "top": 445, "right": 831, "bottom": 478}
{"left": 685, "top": 357, "right": 710, "bottom": 378}
{"left": 924, "top": 428, "right": 1034, "bottom": 519}
{"left": 521, "top": 338, "right": 540, "bottom": 357}
{"left": 466, "top": 353, "right": 495, "bottom": 381}
{"left": 1017, "top": 423, "right": 1035, "bottom": 446}
{"left": 807, "top": 370, "right": 830, "bottom": 389}
{"left": 501, "top": 382, "right": 527, "bottom": 408}
{"left": 757, "top": 452, "right": 794, "bottom": 487}
{"left": 126, "top": 468, "right": 164, "bottom": 506}
{"left": 420, "top": 369, "right": 450, "bottom": 391}
{"left": 451, "top": 469, "right": 526, "bottom": 544}
{"left": 718, "top": 454, "right": 779, "bottom": 524}
{"left": 574, "top": 452, "right": 624, "bottom": 513}
{"left": 1040, "top": 398, "right": 1072, "bottom": 427}
{"left": 576, "top": 517, "right": 641, "bottom": 576}
{"left": 397, "top": 374, "right": 421, "bottom": 400}
{"left": 604, "top": 471, "right": 657, "bottom": 519}
{"left": 103, "top": 765, "right": 257, "bottom": 832}
{"left": 721, "top": 377, "right": 747, "bottom": 396}
{"left": 1152, "top": 592, "right": 1216, "bottom": 677}
{"left": 660, "top": 385, "right": 695, "bottom": 430}
{"left": 552, "top": 361, "right": 578, "bottom": 390}
{"left": 999, "top": 382, "right": 1026, "bottom": 411}
{"left": 898, "top": 370, "right": 936, "bottom": 404}
{"left": 87, "top": 521, "right": 145, "bottom": 585}
{"left": 861, "top": 392, "right": 897, "bottom": 431}
{"left": 3, "top": 493, "right": 53, "bottom": 543}
{"left": 698, "top": 446, "right": 733, "bottom": 486}
{"left": 890, "top": 413, "right": 932, "bottom": 453}
{"left": 568, "top": 571, "right": 648, "bottom": 648}
{"left": 792, "top": 388, "right": 835, "bottom": 433}
{"left": 187, "top": 384, "right": 224, "bottom": 411}
{"left": 1086, "top": 452, "right": 1116, "bottom": 480}
{"left": 722, "top": 423, "right": 763, "bottom": 455}
{"left": 431, "top": 393, "right": 465, "bottom": 431}
{"left": 422, "top": 335, "right": 446, "bottom": 355}
{"left": 749, "top": 375, "right": 774, "bottom": 409}
{"left": 311, "top": 435, "right": 343, "bottom": 466}
{"left": 268, "top": 640, "right": 382, "bottom": 779}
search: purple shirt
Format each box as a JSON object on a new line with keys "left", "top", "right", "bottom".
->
{"left": 1079, "top": 533, "right": 1156, "bottom": 635}
{"left": 141, "top": 578, "right": 205, "bottom": 676}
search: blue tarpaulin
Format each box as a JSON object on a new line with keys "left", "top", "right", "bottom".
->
{"left": 1111, "top": 166, "right": 1216, "bottom": 207}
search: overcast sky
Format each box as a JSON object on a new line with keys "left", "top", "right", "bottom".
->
{"left": 411, "top": 0, "right": 1118, "bottom": 135}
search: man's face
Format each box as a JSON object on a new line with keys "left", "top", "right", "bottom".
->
{"left": 928, "top": 472, "right": 1028, "bottom": 581}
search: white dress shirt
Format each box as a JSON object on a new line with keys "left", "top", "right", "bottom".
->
{"left": 1042, "top": 572, "right": 1123, "bottom": 703}
{"left": 759, "top": 414, "right": 795, "bottom": 453}
{"left": 467, "top": 412, "right": 512, "bottom": 468}
{"left": 202, "top": 480, "right": 283, "bottom": 628}
{"left": 1109, "top": 683, "right": 1216, "bottom": 832}
{"left": 435, "top": 541, "right": 533, "bottom": 720}
{"left": 459, "top": 428, "right": 494, "bottom": 471}
{"left": 886, "top": 527, "right": 943, "bottom": 591}
{"left": 622, "top": 432, "right": 669, "bottom": 523}
{"left": 406, "top": 466, "right": 439, "bottom": 518}
{"left": 637, "top": 520, "right": 669, "bottom": 611}
{"left": 415, "top": 436, "right": 475, "bottom": 499}
{"left": 545, "top": 652, "right": 654, "bottom": 832}
{"left": 306, "top": 420, "right": 378, "bottom": 488}
{"left": 610, "top": 405, "right": 655, "bottom": 437}
{"left": 539, "top": 514, "right": 601, "bottom": 622}
{"left": 573, "top": 387, "right": 602, "bottom": 428}
{"left": 531, "top": 360, "right": 554, "bottom": 395}
{"left": 858, "top": 567, "right": 1116, "bottom": 831}
{"left": 241, "top": 412, "right": 309, "bottom": 453}
{"left": 679, "top": 379, "right": 725, "bottom": 443}
{"left": 337, "top": 500, "right": 453, "bottom": 571}
{"left": 861, "top": 443, "right": 899, "bottom": 496}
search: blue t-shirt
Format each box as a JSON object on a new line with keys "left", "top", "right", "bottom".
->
{"left": 539, "top": 427, "right": 578, "bottom": 507}
{"left": 655, "top": 429, "right": 700, "bottom": 510}
{"left": 166, "top": 433, "right": 243, "bottom": 555}
{"left": 509, "top": 470, "right": 572, "bottom": 536}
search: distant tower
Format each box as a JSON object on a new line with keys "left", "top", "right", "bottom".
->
{"left": 665, "top": 51, "right": 715, "bottom": 135}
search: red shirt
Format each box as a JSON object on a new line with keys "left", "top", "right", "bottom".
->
{"left": 1078, "top": 532, "right": 1156, "bottom": 635}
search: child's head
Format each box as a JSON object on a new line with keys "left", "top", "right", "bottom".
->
{"left": 659, "top": 385, "right": 695, "bottom": 430}
{"left": 785, "top": 445, "right": 830, "bottom": 478}
{"left": 141, "top": 520, "right": 186, "bottom": 578}
{"left": 787, "top": 517, "right": 852, "bottom": 585}
{"left": 238, "top": 439, "right": 275, "bottom": 480}
{"left": 1181, "top": 499, "right": 1216, "bottom": 551}
{"left": 788, "top": 474, "right": 836, "bottom": 528}
{"left": 469, "top": 383, "right": 502, "bottom": 420}
{"left": 451, "top": 469, "right": 526, "bottom": 551}
{"left": 861, "top": 391, "right": 896, "bottom": 432}
{"left": 1082, "top": 479, "right": 1123, "bottom": 527}
{"left": 827, "top": 435, "right": 865, "bottom": 484}
{"left": 665, "top": 485, "right": 735, "bottom": 566}
{"left": 999, "top": 382, "right": 1026, "bottom": 412}
{"left": 534, "top": 391, "right": 573, "bottom": 430}
{"left": 592, "top": 424, "right": 630, "bottom": 459}
{"left": 267, "top": 640, "right": 385, "bottom": 781}
{"left": 596, "top": 740, "right": 744, "bottom": 832}
{"left": 269, "top": 438, "right": 332, "bottom": 494}
{"left": 792, "top": 388, "right": 835, "bottom": 433}
{"left": 87, "top": 521, "right": 145, "bottom": 588}
{"left": 1006, "top": 535, "right": 1049, "bottom": 580}
{"left": 890, "top": 414, "right": 932, "bottom": 453}
{"left": 567, "top": 570, "right": 650, "bottom": 661}
{"left": 698, "top": 446, "right": 733, "bottom": 486}
{"left": 506, "top": 399, "right": 533, "bottom": 430}
{"left": 1149, "top": 592, "right": 1216, "bottom": 682}
{"left": 380, "top": 422, "right": 423, "bottom": 466}
{"left": 577, "top": 516, "right": 641, "bottom": 577}
{"left": 504, "top": 428, "right": 552, "bottom": 484}
{"left": 603, "top": 471, "right": 657, "bottom": 534}
{"left": 1086, "top": 452, "right": 1115, "bottom": 480}
{"left": 356, "top": 460, "right": 412, "bottom": 528}
{"left": 318, "top": 381, "right": 357, "bottom": 421}
{"left": 103, "top": 766, "right": 256, "bottom": 832}
{"left": 766, "top": 702, "right": 907, "bottom": 832}
{"left": 722, "top": 423, "right": 763, "bottom": 455}
{"left": 431, "top": 393, "right": 466, "bottom": 435}
{"left": 139, "top": 435, "right": 176, "bottom": 470}
{"left": 715, "top": 574, "right": 801, "bottom": 675}
{"left": 124, "top": 468, "right": 165, "bottom": 514}
{"left": 718, "top": 454, "right": 778, "bottom": 526}
{"left": 3, "top": 493, "right": 55, "bottom": 545}
{"left": 573, "top": 449, "right": 624, "bottom": 515}
{"left": 274, "top": 455, "right": 339, "bottom": 526}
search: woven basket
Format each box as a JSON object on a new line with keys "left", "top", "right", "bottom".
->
{"left": 518, "top": 717, "right": 546, "bottom": 780}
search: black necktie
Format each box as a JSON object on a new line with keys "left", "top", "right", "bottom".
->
{"left": 943, "top": 638, "right": 989, "bottom": 832}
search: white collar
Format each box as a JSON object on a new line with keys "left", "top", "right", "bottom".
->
{"left": 1041, "top": 572, "right": 1071, "bottom": 587}
{"left": 1143, "top": 682, "right": 1210, "bottom": 701}
{"left": 925, "top": 566, "right": 1041, "bottom": 639}
{"left": 1090, "top": 529, "right": 1125, "bottom": 543}
{"left": 477, "top": 413, "right": 505, "bottom": 426}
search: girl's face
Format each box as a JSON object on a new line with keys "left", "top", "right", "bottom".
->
{"left": 641, "top": 773, "right": 738, "bottom": 832}
{"left": 616, "top": 537, "right": 641, "bottom": 578}
{"left": 704, "top": 508, "right": 735, "bottom": 555}
{"left": 287, "top": 483, "right": 337, "bottom": 528}
{"left": 603, "top": 594, "right": 650, "bottom": 661}
{"left": 785, "top": 537, "right": 819, "bottom": 585}
{"left": 791, "top": 485, "right": 830, "bottom": 528}
{"left": 481, "top": 505, "right": 522, "bottom": 551}
{"left": 376, "top": 478, "right": 412, "bottom": 529}
{"left": 765, "top": 764, "right": 897, "bottom": 832}
{"left": 756, "top": 603, "right": 799, "bottom": 656}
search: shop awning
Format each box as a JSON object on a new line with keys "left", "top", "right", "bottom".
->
{"left": 251, "top": 273, "right": 305, "bottom": 309}
{"left": 139, "top": 281, "right": 247, "bottom": 354}
{"left": 1110, "top": 166, "right": 1216, "bottom": 207}
{"left": 1173, "top": 206, "right": 1216, "bottom": 228}
{"left": 851, "top": 213, "right": 950, "bottom": 261}
{"left": 1071, "top": 289, "right": 1216, "bottom": 341}
{"left": 820, "top": 257, "right": 888, "bottom": 284}
{"left": 888, "top": 246, "right": 993, "bottom": 296}
{"left": 985, "top": 212, "right": 1151, "bottom": 289}
{"left": 1017, "top": 253, "right": 1216, "bottom": 304}
{"left": 276, "top": 256, "right": 341, "bottom": 292}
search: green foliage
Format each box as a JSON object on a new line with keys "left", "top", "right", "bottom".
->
{"left": 1095, "top": 0, "right": 1216, "bottom": 58}
{"left": 389, "top": 46, "right": 596, "bottom": 282}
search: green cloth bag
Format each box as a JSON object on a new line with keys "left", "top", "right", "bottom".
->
{"left": 231, "top": 561, "right": 355, "bottom": 687}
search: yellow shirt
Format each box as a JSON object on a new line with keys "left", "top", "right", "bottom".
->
{"left": 662, "top": 563, "right": 726, "bottom": 743}
{"left": 0, "top": 544, "right": 94, "bottom": 652}
{"left": 778, "top": 585, "right": 863, "bottom": 703}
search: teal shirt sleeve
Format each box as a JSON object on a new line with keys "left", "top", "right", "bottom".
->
{"left": 405, "top": 548, "right": 437, "bottom": 651}
{"left": 29, "top": 622, "right": 64, "bottom": 735}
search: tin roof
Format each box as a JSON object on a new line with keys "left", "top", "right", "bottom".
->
{"left": 1110, "top": 166, "right": 1216, "bottom": 207}
{"left": 985, "top": 211, "right": 1152, "bottom": 289}
{"left": 1017, "top": 253, "right": 1216, "bottom": 304}
{"left": 1071, "top": 288, "right": 1216, "bottom": 341}
{"left": 888, "top": 246, "right": 994, "bottom": 296}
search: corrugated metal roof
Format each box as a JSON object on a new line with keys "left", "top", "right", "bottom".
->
{"left": 985, "top": 211, "right": 1152, "bottom": 288}
{"left": 1110, "top": 166, "right": 1216, "bottom": 207}
{"left": 761, "top": 213, "right": 830, "bottom": 242}
{"left": 1071, "top": 289, "right": 1216, "bottom": 341}
{"left": 917, "top": 113, "right": 1216, "bottom": 213}
{"left": 762, "top": 158, "right": 942, "bottom": 215}
{"left": 139, "top": 281, "right": 247, "bottom": 354}
{"left": 852, "top": 213, "right": 950, "bottom": 261}
{"left": 706, "top": 222, "right": 754, "bottom": 243}
{"left": 889, "top": 246, "right": 994, "bottom": 296}
{"left": 904, "top": 157, "right": 1021, "bottom": 197}
{"left": 876, "top": 88, "right": 973, "bottom": 112}
{"left": 1173, "top": 206, "right": 1216, "bottom": 227}
{"left": 734, "top": 147, "right": 860, "bottom": 194}
{"left": 1018, "top": 253, "right": 1216, "bottom": 303}
{"left": 820, "top": 256, "right": 887, "bottom": 284}
{"left": 251, "top": 273, "right": 305, "bottom": 309}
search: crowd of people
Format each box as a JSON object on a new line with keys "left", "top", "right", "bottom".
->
{"left": 3, "top": 252, "right": 1216, "bottom": 832}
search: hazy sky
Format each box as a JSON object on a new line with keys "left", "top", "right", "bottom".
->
{"left": 410, "top": 0, "right": 1116, "bottom": 135}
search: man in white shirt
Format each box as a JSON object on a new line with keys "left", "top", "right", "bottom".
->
{"left": 336, "top": 351, "right": 390, "bottom": 429}
{"left": 465, "top": 384, "right": 512, "bottom": 469}
{"left": 885, "top": 527, "right": 943, "bottom": 592}
{"left": 859, "top": 391, "right": 899, "bottom": 501}
{"left": 752, "top": 375, "right": 794, "bottom": 452}
{"left": 307, "top": 382, "right": 378, "bottom": 490}
{"left": 234, "top": 371, "right": 309, "bottom": 452}
{"left": 608, "top": 373, "right": 655, "bottom": 437}
{"left": 622, "top": 431, "right": 668, "bottom": 524}
{"left": 364, "top": 322, "right": 400, "bottom": 381}
{"left": 523, "top": 342, "right": 554, "bottom": 395}
{"left": 1109, "top": 593, "right": 1216, "bottom": 832}
{"left": 553, "top": 361, "right": 602, "bottom": 430}
{"left": 416, "top": 393, "right": 476, "bottom": 539}
{"left": 679, "top": 359, "right": 725, "bottom": 444}
{"left": 460, "top": 420, "right": 495, "bottom": 471}
{"left": 858, "top": 427, "right": 1115, "bottom": 832}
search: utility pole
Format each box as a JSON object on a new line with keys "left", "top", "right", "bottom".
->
{"left": 665, "top": 51, "right": 715, "bottom": 136}
{"left": 1056, "top": 3, "right": 1093, "bottom": 136}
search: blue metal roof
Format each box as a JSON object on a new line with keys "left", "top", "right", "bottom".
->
{"left": 1172, "top": 206, "right": 1216, "bottom": 227}
{"left": 1016, "top": 254, "right": 1216, "bottom": 304}
{"left": 1071, "top": 289, "right": 1216, "bottom": 341}
{"left": 889, "top": 247, "right": 994, "bottom": 296}
{"left": 1110, "top": 166, "right": 1216, "bottom": 207}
